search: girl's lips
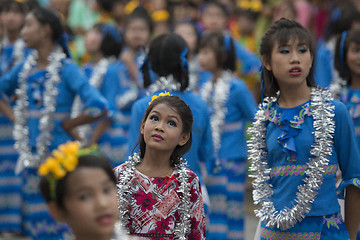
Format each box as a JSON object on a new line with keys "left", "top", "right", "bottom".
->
{"left": 96, "top": 214, "right": 115, "bottom": 226}
{"left": 289, "top": 67, "right": 302, "bottom": 76}
{"left": 152, "top": 134, "right": 164, "bottom": 141}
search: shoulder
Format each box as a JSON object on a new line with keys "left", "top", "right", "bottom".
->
{"left": 113, "top": 163, "right": 127, "bottom": 179}
{"left": 331, "top": 99, "right": 348, "bottom": 114}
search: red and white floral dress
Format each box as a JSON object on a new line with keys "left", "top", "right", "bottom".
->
{"left": 114, "top": 163, "right": 206, "bottom": 240}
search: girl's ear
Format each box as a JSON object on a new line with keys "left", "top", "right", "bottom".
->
{"left": 261, "top": 56, "right": 271, "bottom": 71}
{"left": 178, "top": 132, "right": 190, "bottom": 146}
{"left": 47, "top": 201, "right": 66, "bottom": 222}
{"left": 140, "top": 121, "right": 145, "bottom": 135}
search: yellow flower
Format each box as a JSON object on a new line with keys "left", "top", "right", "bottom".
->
{"left": 59, "top": 141, "right": 80, "bottom": 155}
{"left": 148, "top": 92, "right": 171, "bottom": 105}
{"left": 151, "top": 10, "right": 170, "bottom": 22}
{"left": 125, "top": 0, "right": 139, "bottom": 15}
{"left": 63, "top": 155, "right": 78, "bottom": 172}
{"left": 53, "top": 165, "right": 66, "bottom": 179}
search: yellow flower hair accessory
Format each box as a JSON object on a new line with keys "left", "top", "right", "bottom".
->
{"left": 38, "top": 141, "right": 100, "bottom": 200}
{"left": 125, "top": 0, "right": 140, "bottom": 15}
{"left": 237, "top": 0, "right": 262, "bottom": 12}
{"left": 148, "top": 91, "right": 171, "bottom": 105}
{"left": 151, "top": 10, "right": 170, "bottom": 22}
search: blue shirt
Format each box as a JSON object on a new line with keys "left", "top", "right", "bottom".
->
{"left": 264, "top": 99, "right": 360, "bottom": 216}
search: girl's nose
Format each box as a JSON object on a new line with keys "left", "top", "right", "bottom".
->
{"left": 155, "top": 122, "right": 165, "bottom": 132}
{"left": 290, "top": 52, "right": 300, "bottom": 63}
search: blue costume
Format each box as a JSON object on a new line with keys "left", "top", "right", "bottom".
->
{"left": 339, "top": 86, "right": 360, "bottom": 149}
{"left": 0, "top": 37, "right": 31, "bottom": 233}
{"left": 0, "top": 53, "right": 108, "bottom": 239}
{"left": 82, "top": 60, "right": 138, "bottom": 166}
{"left": 127, "top": 90, "right": 215, "bottom": 186}
{"left": 199, "top": 72, "right": 257, "bottom": 240}
{"left": 314, "top": 39, "right": 336, "bottom": 88}
{"left": 258, "top": 98, "right": 360, "bottom": 239}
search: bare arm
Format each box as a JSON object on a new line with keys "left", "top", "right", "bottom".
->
{"left": 88, "top": 118, "right": 111, "bottom": 146}
{"left": 345, "top": 185, "right": 360, "bottom": 239}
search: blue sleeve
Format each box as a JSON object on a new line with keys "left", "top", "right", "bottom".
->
{"left": 63, "top": 61, "right": 110, "bottom": 115}
{"left": 199, "top": 106, "right": 216, "bottom": 175}
{"left": 235, "top": 80, "right": 258, "bottom": 121}
{"left": 333, "top": 101, "right": 360, "bottom": 198}
{"left": 0, "top": 61, "right": 24, "bottom": 97}
{"left": 233, "top": 40, "right": 261, "bottom": 75}
{"left": 127, "top": 99, "right": 144, "bottom": 156}
{"left": 314, "top": 46, "right": 332, "bottom": 88}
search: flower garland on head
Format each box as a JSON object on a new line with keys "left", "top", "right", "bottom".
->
{"left": 116, "top": 153, "right": 192, "bottom": 239}
{"left": 200, "top": 70, "right": 232, "bottom": 155}
{"left": 38, "top": 141, "right": 81, "bottom": 200}
{"left": 148, "top": 91, "right": 170, "bottom": 105}
{"left": 13, "top": 46, "right": 66, "bottom": 173}
{"left": 247, "top": 88, "right": 335, "bottom": 230}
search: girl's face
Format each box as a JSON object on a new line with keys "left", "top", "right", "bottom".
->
{"left": 1, "top": 9, "right": 24, "bottom": 33}
{"left": 61, "top": 167, "right": 118, "bottom": 240}
{"left": 21, "top": 12, "right": 48, "bottom": 49}
{"left": 263, "top": 38, "right": 313, "bottom": 89}
{"left": 174, "top": 23, "right": 197, "bottom": 54}
{"left": 141, "top": 103, "right": 189, "bottom": 155}
{"left": 198, "top": 47, "right": 218, "bottom": 72}
{"left": 201, "top": 5, "right": 227, "bottom": 32}
{"left": 85, "top": 28, "right": 102, "bottom": 55}
{"left": 346, "top": 42, "right": 360, "bottom": 78}
{"left": 125, "top": 19, "right": 150, "bottom": 50}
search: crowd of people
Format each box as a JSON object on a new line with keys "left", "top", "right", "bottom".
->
{"left": 0, "top": 0, "right": 360, "bottom": 239}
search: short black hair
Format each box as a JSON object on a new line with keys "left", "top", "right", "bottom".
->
{"left": 93, "top": 23, "right": 123, "bottom": 58}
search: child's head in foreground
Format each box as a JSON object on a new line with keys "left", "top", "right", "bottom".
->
{"left": 39, "top": 142, "right": 118, "bottom": 240}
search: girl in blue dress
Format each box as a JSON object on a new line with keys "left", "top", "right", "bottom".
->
{"left": 0, "top": 0, "right": 33, "bottom": 236}
{"left": 127, "top": 33, "right": 215, "bottom": 215}
{"left": 250, "top": 18, "right": 360, "bottom": 240}
{"left": 76, "top": 23, "right": 137, "bottom": 166}
{"left": 0, "top": 7, "right": 109, "bottom": 239}
{"left": 198, "top": 31, "right": 257, "bottom": 240}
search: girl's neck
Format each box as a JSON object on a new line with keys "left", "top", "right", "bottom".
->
{"left": 137, "top": 148, "right": 174, "bottom": 177}
{"left": 36, "top": 41, "right": 56, "bottom": 70}
{"left": 277, "top": 85, "right": 311, "bottom": 108}
{"left": 211, "top": 68, "right": 223, "bottom": 83}
{"left": 6, "top": 30, "right": 20, "bottom": 44}
{"left": 351, "top": 74, "right": 360, "bottom": 89}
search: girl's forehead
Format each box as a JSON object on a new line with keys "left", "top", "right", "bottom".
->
{"left": 275, "top": 36, "right": 309, "bottom": 47}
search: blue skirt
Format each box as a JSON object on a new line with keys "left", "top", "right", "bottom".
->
{"left": 260, "top": 212, "right": 350, "bottom": 240}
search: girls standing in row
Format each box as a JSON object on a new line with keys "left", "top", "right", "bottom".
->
{"left": 198, "top": 31, "right": 257, "bottom": 240}
{"left": 0, "top": 7, "right": 109, "bottom": 239}
{"left": 249, "top": 18, "right": 360, "bottom": 239}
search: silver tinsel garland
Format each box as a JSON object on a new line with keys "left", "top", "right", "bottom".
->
{"left": 71, "top": 57, "right": 115, "bottom": 145}
{"left": 116, "top": 153, "right": 191, "bottom": 239}
{"left": 200, "top": 70, "right": 232, "bottom": 155}
{"left": 247, "top": 88, "right": 335, "bottom": 230}
{"left": 13, "top": 47, "right": 66, "bottom": 173}
{"left": 147, "top": 75, "right": 181, "bottom": 94}
{"left": 12, "top": 38, "right": 25, "bottom": 67}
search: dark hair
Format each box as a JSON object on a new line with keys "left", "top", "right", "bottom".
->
{"left": 96, "top": 0, "right": 114, "bottom": 13}
{"left": 334, "top": 29, "right": 360, "bottom": 85}
{"left": 39, "top": 153, "right": 116, "bottom": 210}
{"left": 199, "top": 31, "right": 236, "bottom": 71}
{"left": 325, "top": 4, "right": 360, "bottom": 41}
{"left": 260, "top": 18, "right": 316, "bottom": 98}
{"left": 93, "top": 23, "right": 122, "bottom": 58}
{"left": 138, "top": 95, "right": 193, "bottom": 165}
{"left": 31, "top": 7, "right": 71, "bottom": 58}
{"left": 0, "top": 0, "right": 28, "bottom": 14}
{"left": 142, "top": 33, "right": 190, "bottom": 91}
{"left": 125, "top": 6, "right": 153, "bottom": 33}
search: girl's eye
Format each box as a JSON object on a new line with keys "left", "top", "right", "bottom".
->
{"left": 167, "top": 120, "right": 177, "bottom": 127}
{"left": 103, "top": 185, "right": 115, "bottom": 194}
{"left": 79, "top": 193, "right": 91, "bottom": 201}
{"left": 299, "top": 46, "right": 308, "bottom": 53}
{"left": 149, "top": 115, "right": 159, "bottom": 122}
{"left": 279, "top": 48, "right": 289, "bottom": 54}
